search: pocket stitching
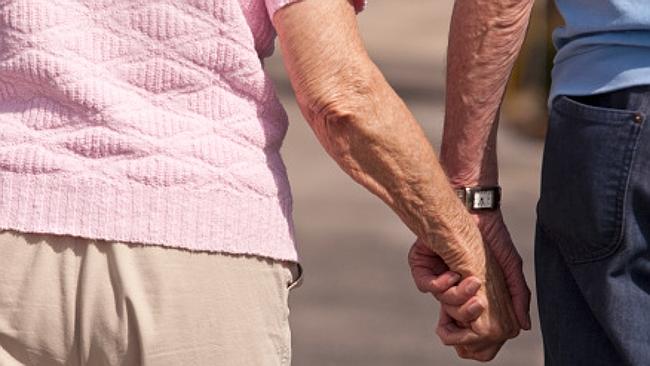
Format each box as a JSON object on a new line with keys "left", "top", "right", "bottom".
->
{"left": 554, "top": 96, "right": 640, "bottom": 124}
{"left": 539, "top": 106, "right": 644, "bottom": 264}
{"left": 537, "top": 219, "right": 624, "bottom": 264}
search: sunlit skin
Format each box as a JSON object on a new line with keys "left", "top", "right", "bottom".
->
{"left": 273, "top": 0, "right": 522, "bottom": 360}
{"left": 441, "top": 0, "right": 535, "bottom": 360}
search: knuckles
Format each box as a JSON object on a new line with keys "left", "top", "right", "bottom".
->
{"left": 474, "top": 350, "right": 499, "bottom": 362}
{"left": 435, "top": 328, "right": 453, "bottom": 345}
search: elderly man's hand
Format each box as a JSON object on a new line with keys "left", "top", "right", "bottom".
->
{"left": 473, "top": 210, "right": 531, "bottom": 331}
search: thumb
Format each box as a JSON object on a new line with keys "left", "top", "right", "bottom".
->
{"left": 506, "top": 261, "right": 532, "bottom": 330}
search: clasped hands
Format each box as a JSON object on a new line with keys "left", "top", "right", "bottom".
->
{"left": 408, "top": 211, "right": 531, "bottom": 362}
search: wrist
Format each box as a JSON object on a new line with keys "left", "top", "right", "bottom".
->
{"left": 455, "top": 186, "right": 501, "bottom": 212}
{"left": 449, "top": 176, "right": 499, "bottom": 189}
{"left": 470, "top": 209, "right": 503, "bottom": 223}
{"left": 440, "top": 146, "right": 498, "bottom": 187}
{"left": 441, "top": 161, "right": 498, "bottom": 188}
{"left": 471, "top": 209, "right": 508, "bottom": 236}
{"left": 443, "top": 166, "right": 498, "bottom": 188}
{"left": 424, "top": 209, "right": 487, "bottom": 279}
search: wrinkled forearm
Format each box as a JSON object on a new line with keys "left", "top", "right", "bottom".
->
{"left": 441, "top": 0, "right": 534, "bottom": 187}
{"left": 274, "top": 0, "right": 485, "bottom": 276}
{"left": 307, "top": 66, "right": 483, "bottom": 273}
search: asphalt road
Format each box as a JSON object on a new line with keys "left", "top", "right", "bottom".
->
{"left": 266, "top": 1, "right": 546, "bottom": 365}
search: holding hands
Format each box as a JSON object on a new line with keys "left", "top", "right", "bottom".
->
{"left": 408, "top": 211, "right": 530, "bottom": 362}
{"left": 274, "top": 0, "right": 533, "bottom": 362}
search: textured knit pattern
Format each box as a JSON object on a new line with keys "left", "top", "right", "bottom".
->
{"left": 0, "top": 0, "right": 350, "bottom": 262}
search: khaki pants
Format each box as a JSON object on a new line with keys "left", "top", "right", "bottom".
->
{"left": 0, "top": 230, "right": 301, "bottom": 366}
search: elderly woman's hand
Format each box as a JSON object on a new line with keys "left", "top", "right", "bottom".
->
{"left": 408, "top": 238, "right": 485, "bottom": 321}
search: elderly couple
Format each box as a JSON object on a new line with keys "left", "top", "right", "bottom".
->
{"left": 0, "top": 0, "right": 648, "bottom": 365}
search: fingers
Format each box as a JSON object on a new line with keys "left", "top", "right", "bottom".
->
{"left": 456, "top": 343, "right": 503, "bottom": 362}
{"left": 408, "top": 239, "right": 461, "bottom": 295}
{"left": 407, "top": 239, "right": 483, "bottom": 302}
{"left": 442, "top": 297, "right": 485, "bottom": 324}
{"left": 505, "top": 258, "right": 532, "bottom": 330}
{"left": 408, "top": 239, "right": 448, "bottom": 274}
{"left": 510, "top": 275, "right": 532, "bottom": 330}
{"left": 437, "top": 302, "right": 508, "bottom": 362}
{"left": 476, "top": 213, "right": 532, "bottom": 331}
{"left": 494, "top": 241, "right": 532, "bottom": 331}
{"left": 437, "top": 323, "right": 481, "bottom": 346}
{"left": 436, "top": 311, "right": 481, "bottom": 346}
{"left": 412, "top": 270, "right": 461, "bottom": 294}
{"left": 436, "top": 276, "right": 482, "bottom": 305}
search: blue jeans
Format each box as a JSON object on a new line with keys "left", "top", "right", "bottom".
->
{"left": 536, "top": 86, "right": 650, "bottom": 366}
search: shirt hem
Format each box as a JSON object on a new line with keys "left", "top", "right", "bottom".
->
{"left": 550, "top": 46, "right": 650, "bottom": 107}
{"left": 0, "top": 172, "right": 299, "bottom": 262}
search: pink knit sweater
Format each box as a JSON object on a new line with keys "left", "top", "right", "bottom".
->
{"left": 0, "top": 0, "right": 364, "bottom": 262}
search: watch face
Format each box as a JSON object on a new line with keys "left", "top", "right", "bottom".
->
{"left": 472, "top": 190, "right": 494, "bottom": 209}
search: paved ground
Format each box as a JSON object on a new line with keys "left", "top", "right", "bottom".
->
{"left": 266, "top": 1, "right": 546, "bottom": 365}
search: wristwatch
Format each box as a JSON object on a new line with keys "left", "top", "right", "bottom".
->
{"left": 455, "top": 186, "right": 501, "bottom": 211}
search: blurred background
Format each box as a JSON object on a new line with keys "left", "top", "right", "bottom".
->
{"left": 266, "top": 0, "right": 559, "bottom": 365}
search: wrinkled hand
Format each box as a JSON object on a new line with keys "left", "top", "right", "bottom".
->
{"left": 408, "top": 236, "right": 521, "bottom": 362}
{"left": 472, "top": 210, "right": 531, "bottom": 331}
{"left": 408, "top": 239, "right": 485, "bottom": 322}
{"left": 441, "top": 245, "right": 520, "bottom": 361}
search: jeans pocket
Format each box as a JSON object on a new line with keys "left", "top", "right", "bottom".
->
{"left": 537, "top": 96, "right": 645, "bottom": 264}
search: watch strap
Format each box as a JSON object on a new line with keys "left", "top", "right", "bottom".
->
{"left": 455, "top": 186, "right": 501, "bottom": 211}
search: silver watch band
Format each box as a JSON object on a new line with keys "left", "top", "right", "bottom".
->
{"left": 455, "top": 186, "right": 501, "bottom": 211}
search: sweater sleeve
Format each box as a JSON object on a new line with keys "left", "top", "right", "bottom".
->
{"left": 265, "top": 0, "right": 366, "bottom": 20}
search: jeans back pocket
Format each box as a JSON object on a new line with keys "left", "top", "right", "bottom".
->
{"left": 537, "top": 96, "right": 645, "bottom": 264}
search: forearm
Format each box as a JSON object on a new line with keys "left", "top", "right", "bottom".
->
{"left": 306, "top": 66, "right": 482, "bottom": 272}
{"left": 441, "top": 0, "right": 534, "bottom": 187}
{"left": 274, "top": 0, "right": 484, "bottom": 275}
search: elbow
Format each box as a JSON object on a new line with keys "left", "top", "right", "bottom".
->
{"left": 295, "top": 63, "right": 388, "bottom": 162}
{"left": 315, "top": 93, "right": 367, "bottom": 130}
{"left": 299, "top": 62, "right": 381, "bottom": 129}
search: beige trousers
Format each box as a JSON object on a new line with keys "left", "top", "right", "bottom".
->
{"left": 0, "top": 230, "right": 300, "bottom": 366}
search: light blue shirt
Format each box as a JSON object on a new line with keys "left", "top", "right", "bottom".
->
{"left": 550, "top": 0, "right": 650, "bottom": 105}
